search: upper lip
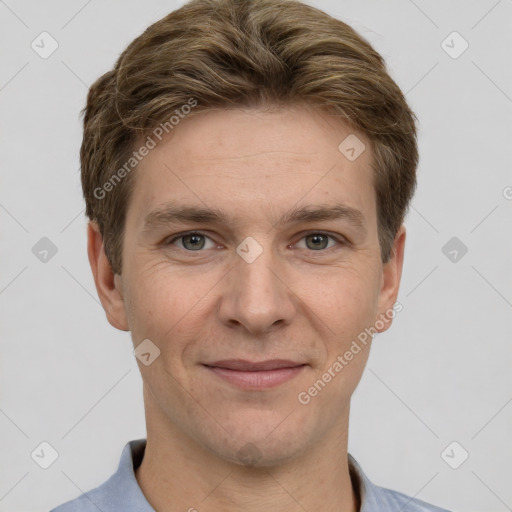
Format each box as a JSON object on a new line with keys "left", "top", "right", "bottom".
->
{"left": 204, "top": 359, "right": 305, "bottom": 371}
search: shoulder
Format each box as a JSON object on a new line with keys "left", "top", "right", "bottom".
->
{"left": 49, "top": 474, "right": 118, "bottom": 512}
{"left": 370, "top": 484, "right": 452, "bottom": 511}
{"left": 348, "top": 454, "right": 451, "bottom": 512}
{"left": 49, "top": 484, "right": 110, "bottom": 512}
{"left": 50, "top": 439, "right": 149, "bottom": 512}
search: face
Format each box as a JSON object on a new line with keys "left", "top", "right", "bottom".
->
{"left": 92, "top": 105, "right": 404, "bottom": 467}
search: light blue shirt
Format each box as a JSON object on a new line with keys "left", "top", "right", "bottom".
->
{"left": 51, "top": 439, "right": 450, "bottom": 511}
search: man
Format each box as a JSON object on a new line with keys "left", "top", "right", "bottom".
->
{"left": 52, "top": 0, "right": 450, "bottom": 510}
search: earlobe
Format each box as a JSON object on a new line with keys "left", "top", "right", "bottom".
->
{"left": 87, "top": 222, "right": 129, "bottom": 332}
{"left": 375, "top": 225, "right": 406, "bottom": 334}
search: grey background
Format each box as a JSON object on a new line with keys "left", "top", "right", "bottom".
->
{"left": 1, "top": 1, "right": 511, "bottom": 511}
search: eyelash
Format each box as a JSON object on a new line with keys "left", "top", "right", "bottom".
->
{"left": 164, "top": 230, "right": 348, "bottom": 253}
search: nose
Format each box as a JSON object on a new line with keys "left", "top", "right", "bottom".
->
{"left": 217, "top": 241, "right": 297, "bottom": 336}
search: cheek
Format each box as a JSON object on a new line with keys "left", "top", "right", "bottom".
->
{"left": 299, "top": 275, "right": 376, "bottom": 410}
{"left": 307, "top": 263, "right": 380, "bottom": 336}
{"left": 124, "top": 264, "right": 189, "bottom": 340}
{"left": 124, "top": 263, "right": 218, "bottom": 365}
{"left": 303, "top": 263, "right": 380, "bottom": 397}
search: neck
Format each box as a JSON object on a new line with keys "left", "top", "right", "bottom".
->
{"left": 135, "top": 390, "right": 358, "bottom": 512}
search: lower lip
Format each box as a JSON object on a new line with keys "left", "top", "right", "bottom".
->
{"left": 205, "top": 365, "right": 306, "bottom": 390}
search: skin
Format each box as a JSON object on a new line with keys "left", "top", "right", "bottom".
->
{"left": 88, "top": 104, "right": 406, "bottom": 512}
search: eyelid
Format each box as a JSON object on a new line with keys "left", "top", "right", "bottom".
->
{"left": 165, "top": 230, "right": 216, "bottom": 247}
{"left": 164, "top": 230, "right": 348, "bottom": 251}
{"left": 291, "top": 230, "right": 348, "bottom": 249}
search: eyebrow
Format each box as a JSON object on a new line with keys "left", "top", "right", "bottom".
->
{"left": 142, "top": 203, "right": 367, "bottom": 235}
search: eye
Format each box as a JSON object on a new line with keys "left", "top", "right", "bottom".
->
{"left": 294, "top": 232, "right": 343, "bottom": 251}
{"left": 167, "top": 232, "right": 217, "bottom": 251}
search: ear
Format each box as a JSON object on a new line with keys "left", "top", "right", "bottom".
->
{"left": 375, "top": 224, "right": 406, "bottom": 334}
{"left": 87, "top": 221, "right": 129, "bottom": 331}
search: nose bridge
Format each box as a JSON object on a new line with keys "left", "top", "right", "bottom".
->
{"left": 220, "top": 235, "right": 295, "bottom": 332}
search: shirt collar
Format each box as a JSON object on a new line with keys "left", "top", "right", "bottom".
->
{"left": 109, "top": 439, "right": 386, "bottom": 511}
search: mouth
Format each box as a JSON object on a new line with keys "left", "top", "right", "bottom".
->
{"left": 203, "top": 359, "right": 307, "bottom": 390}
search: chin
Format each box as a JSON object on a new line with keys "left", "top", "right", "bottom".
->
{"left": 201, "top": 412, "right": 317, "bottom": 468}
{"left": 211, "top": 436, "right": 309, "bottom": 469}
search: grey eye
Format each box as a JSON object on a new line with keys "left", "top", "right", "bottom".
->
{"left": 171, "top": 233, "right": 216, "bottom": 251}
{"left": 304, "top": 233, "right": 331, "bottom": 251}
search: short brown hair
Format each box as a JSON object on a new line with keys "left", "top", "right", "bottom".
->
{"left": 81, "top": 0, "right": 418, "bottom": 274}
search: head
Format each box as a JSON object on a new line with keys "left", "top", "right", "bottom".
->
{"left": 85, "top": 0, "right": 417, "bottom": 467}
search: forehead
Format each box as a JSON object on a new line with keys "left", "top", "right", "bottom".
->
{"left": 127, "top": 106, "right": 376, "bottom": 228}
{"left": 152, "top": 106, "right": 369, "bottom": 167}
